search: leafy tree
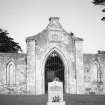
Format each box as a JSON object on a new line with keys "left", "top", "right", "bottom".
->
{"left": 0, "top": 29, "right": 22, "bottom": 53}
{"left": 92, "top": 0, "right": 105, "bottom": 21}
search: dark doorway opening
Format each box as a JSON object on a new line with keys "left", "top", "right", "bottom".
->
{"left": 45, "top": 51, "right": 65, "bottom": 93}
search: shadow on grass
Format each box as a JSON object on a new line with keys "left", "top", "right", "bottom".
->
{"left": 0, "top": 94, "right": 105, "bottom": 105}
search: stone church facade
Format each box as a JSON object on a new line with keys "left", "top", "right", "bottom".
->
{"left": 0, "top": 17, "right": 105, "bottom": 95}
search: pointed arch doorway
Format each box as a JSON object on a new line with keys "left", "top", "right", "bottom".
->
{"left": 44, "top": 51, "right": 65, "bottom": 93}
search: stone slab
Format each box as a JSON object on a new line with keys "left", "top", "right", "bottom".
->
{"left": 47, "top": 101, "right": 66, "bottom": 105}
{"left": 48, "top": 80, "right": 63, "bottom": 102}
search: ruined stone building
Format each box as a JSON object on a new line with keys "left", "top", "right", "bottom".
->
{"left": 0, "top": 17, "right": 105, "bottom": 95}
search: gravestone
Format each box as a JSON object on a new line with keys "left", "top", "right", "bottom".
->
{"left": 47, "top": 78, "right": 66, "bottom": 105}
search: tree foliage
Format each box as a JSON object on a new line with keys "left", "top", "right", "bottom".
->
{"left": 92, "top": 0, "right": 105, "bottom": 21}
{"left": 0, "top": 29, "right": 22, "bottom": 53}
{"left": 92, "top": 0, "right": 105, "bottom": 5}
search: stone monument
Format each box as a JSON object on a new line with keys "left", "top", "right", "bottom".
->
{"left": 47, "top": 77, "right": 66, "bottom": 105}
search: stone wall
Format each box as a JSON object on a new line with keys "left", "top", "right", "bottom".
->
{"left": 26, "top": 17, "right": 83, "bottom": 95}
{"left": 0, "top": 53, "right": 26, "bottom": 94}
{"left": 0, "top": 17, "right": 105, "bottom": 95}
{"left": 26, "top": 39, "right": 36, "bottom": 95}
{"left": 83, "top": 54, "right": 105, "bottom": 95}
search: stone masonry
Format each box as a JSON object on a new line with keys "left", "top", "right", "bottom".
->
{"left": 0, "top": 17, "right": 105, "bottom": 95}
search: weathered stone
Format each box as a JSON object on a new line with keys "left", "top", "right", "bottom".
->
{"left": 0, "top": 17, "right": 105, "bottom": 95}
{"left": 47, "top": 79, "right": 65, "bottom": 105}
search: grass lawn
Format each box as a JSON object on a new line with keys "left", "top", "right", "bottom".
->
{"left": 0, "top": 94, "right": 105, "bottom": 105}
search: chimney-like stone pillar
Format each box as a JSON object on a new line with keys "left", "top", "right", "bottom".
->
{"left": 49, "top": 17, "right": 59, "bottom": 24}
{"left": 48, "top": 17, "right": 62, "bottom": 30}
{"left": 75, "top": 40, "right": 84, "bottom": 94}
{"left": 26, "top": 39, "right": 36, "bottom": 95}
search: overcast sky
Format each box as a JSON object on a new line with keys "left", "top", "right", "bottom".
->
{"left": 0, "top": 0, "right": 105, "bottom": 53}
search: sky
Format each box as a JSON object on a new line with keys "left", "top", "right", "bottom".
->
{"left": 0, "top": 0, "right": 105, "bottom": 53}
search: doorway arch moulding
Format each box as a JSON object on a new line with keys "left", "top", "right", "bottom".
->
{"left": 41, "top": 47, "right": 72, "bottom": 94}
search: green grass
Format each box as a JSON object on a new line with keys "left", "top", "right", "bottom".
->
{"left": 0, "top": 94, "right": 105, "bottom": 105}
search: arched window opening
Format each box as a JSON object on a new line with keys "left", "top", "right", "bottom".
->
{"left": 6, "top": 61, "right": 16, "bottom": 85}
{"left": 97, "top": 69, "right": 103, "bottom": 83}
{"left": 44, "top": 51, "right": 65, "bottom": 93}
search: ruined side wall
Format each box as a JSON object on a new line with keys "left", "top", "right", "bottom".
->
{"left": 0, "top": 53, "right": 26, "bottom": 94}
{"left": 83, "top": 54, "right": 105, "bottom": 95}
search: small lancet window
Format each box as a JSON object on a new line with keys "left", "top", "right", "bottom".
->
{"left": 97, "top": 70, "right": 103, "bottom": 83}
{"left": 6, "top": 60, "right": 16, "bottom": 85}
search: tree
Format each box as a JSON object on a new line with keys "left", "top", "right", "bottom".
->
{"left": 0, "top": 29, "right": 22, "bottom": 53}
{"left": 92, "top": 0, "right": 105, "bottom": 21}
